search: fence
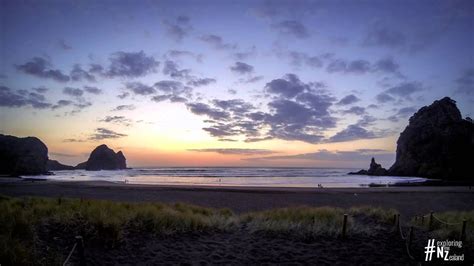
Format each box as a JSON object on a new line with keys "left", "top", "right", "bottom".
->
{"left": 396, "top": 211, "right": 468, "bottom": 262}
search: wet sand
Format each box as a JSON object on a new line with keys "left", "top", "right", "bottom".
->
{"left": 1, "top": 178, "right": 473, "bottom": 218}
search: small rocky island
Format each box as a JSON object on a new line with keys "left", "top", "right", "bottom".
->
{"left": 75, "top": 144, "right": 127, "bottom": 171}
{"left": 350, "top": 97, "right": 473, "bottom": 180}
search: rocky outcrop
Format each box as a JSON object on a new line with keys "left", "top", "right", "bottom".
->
{"left": 388, "top": 97, "right": 473, "bottom": 180}
{"left": 349, "top": 157, "right": 388, "bottom": 176}
{"left": 0, "top": 134, "right": 49, "bottom": 175}
{"left": 47, "top": 159, "right": 74, "bottom": 171}
{"left": 351, "top": 97, "right": 473, "bottom": 180}
{"left": 75, "top": 144, "right": 127, "bottom": 171}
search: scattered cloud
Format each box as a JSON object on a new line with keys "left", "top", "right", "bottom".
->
{"left": 105, "top": 51, "right": 159, "bottom": 78}
{"left": 125, "top": 82, "right": 156, "bottom": 95}
{"left": 199, "top": 34, "right": 236, "bottom": 50}
{"left": 188, "top": 148, "right": 277, "bottom": 156}
{"left": 272, "top": 20, "right": 309, "bottom": 38}
{"left": 230, "top": 62, "right": 254, "bottom": 75}
{"left": 337, "top": 94, "right": 360, "bottom": 105}
{"left": 162, "top": 15, "right": 192, "bottom": 42}
{"left": 455, "top": 68, "right": 474, "bottom": 95}
{"left": 84, "top": 86, "right": 102, "bottom": 94}
{"left": 0, "top": 86, "right": 52, "bottom": 109}
{"left": 111, "top": 104, "right": 136, "bottom": 111}
{"left": 247, "top": 149, "right": 394, "bottom": 164}
{"left": 70, "top": 64, "right": 96, "bottom": 82}
{"left": 63, "top": 87, "right": 84, "bottom": 97}
{"left": 16, "top": 57, "right": 70, "bottom": 82}
{"left": 99, "top": 115, "right": 132, "bottom": 126}
{"left": 89, "top": 127, "right": 127, "bottom": 140}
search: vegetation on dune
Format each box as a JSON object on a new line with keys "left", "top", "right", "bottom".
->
{"left": 1, "top": 195, "right": 471, "bottom": 265}
{"left": 411, "top": 210, "right": 474, "bottom": 242}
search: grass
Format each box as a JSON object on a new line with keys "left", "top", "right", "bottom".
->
{"left": 1, "top": 195, "right": 469, "bottom": 265}
{"left": 411, "top": 210, "right": 474, "bottom": 242}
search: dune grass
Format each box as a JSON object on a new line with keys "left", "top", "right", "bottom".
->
{"left": 3, "top": 195, "right": 469, "bottom": 264}
{"left": 411, "top": 210, "right": 474, "bottom": 242}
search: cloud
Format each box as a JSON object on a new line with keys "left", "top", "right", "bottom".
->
{"left": 186, "top": 102, "right": 230, "bottom": 120}
{"left": 63, "top": 87, "right": 84, "bottom": 97}
{"left": 328, "top": 125, "right": 377, "bottom": 143}
{"left": 0, "top": 86, "right": 52, "bottom": 109}
{"left": 167, "top": 50, "right": 202, "bottom": 62}
{"left": 50, "top": 152, "right": 76, "bottom": 157}
{"left": 264, "top": 73, "right": 308, "bottom": 98}
{"left": 248, "top": 149, "right": 394, "bottom": 163}
{"left": 63, "top": 138, "right": 85, "bottom": 143}
{"left": 152, "top": 80, "right": 193, "bottom": 102}
{"left": 387, "top": 106, "right": 417, "bottom": 122}
{"left": 376, "top": 92, "right": 395, "bottom": 103}
{"left": 112, "top": 104, "right": 136, "bottom": 111}
{"left": 52, "top": 99, "right": 73, "bottom": 109}
{"left": 326, "top": 59, "right": 371, "bottom": 74}
{"left": 58, "top": 39, "right": 72, "bottom": 50}
{"left": 288, "top": 51, "right": 323, "bottom": 68}
{"left": 337, "top": 94, "right": 360, "bottom": 105}
{"left": 99, "top": 115, "right": 132, "bottom": 126}
{"left": 89, "top": 128, "right": 127, "bottom": 140}
{"left": 455, "top": 68, "right": 474, "bottom": 95}
{"left": 385, "top": 81, "right": 424, "bottom": 100}
{"left": 32, "top": 87, "right": 48, "bottom": 94}
{"left": 272, "top": 20, "right": 309, "bottom": 38}
{"left": 342, "top": 106, "right": 366, "bottom": 115}
{"left": 70, "top": 64, "right": 96, "bottom": 82}
{"left": 363, "top": 21, "right": 407, "bottom": 49}
{"left": 162, "top": 60, "right": 192, "bottom": 79}
{"left": 117, "top": 92, "right": 130, "bottom": 99}
{"left": 188, "top": 148, "right": 277, "bottom": 156}
{"left": 83, "top": 86, "right": 102, "bottom": 94}
{"left": 16, "top": 57, "right": 70, "bottom": 82}
{"left": 230, "top": 62, "right": 254, "bottom": 75}
{"left": 239, "top": 75, "right": 264, "bottom": 84}
{"left": 199, "top": 34, "right": 236, "bottom": 50}
{"left": 189, "top": 74, "right": 338, "bottom": 144}
{"left": 125, "top": 82, "right": 156, "bottom": 95}
{"left": 373, "top": 57, "right": 401, "bottom": 75}
{"left": 106, "top": 51, "right": 159, "bottom": 78}
{"left": 187, "top": 78, "right": 216, "bottom": 87}
{"left": 162, "top": 16, "right": 192, "bottom": 42}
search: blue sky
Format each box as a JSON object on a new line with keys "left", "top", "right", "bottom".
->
{"left": 0, "top": 0, "right": 473, "bottom": 167}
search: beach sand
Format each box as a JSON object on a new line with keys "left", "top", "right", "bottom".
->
{"left": 1, "top": 179, "right": 472, "bottom": 264}
{"left": 1, "top": 178, "right": 473, "bottom": 218}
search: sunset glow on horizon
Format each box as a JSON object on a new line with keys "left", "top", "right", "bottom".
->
{"left": 1, "top": 0, "right": 473, "bottom": 168}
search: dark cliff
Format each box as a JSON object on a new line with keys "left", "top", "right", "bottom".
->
{"left": 0, "top": 134, "right": 49, "bottom": 175}
{"left": 388, "top": 97, "right": 473, "bottom": 179}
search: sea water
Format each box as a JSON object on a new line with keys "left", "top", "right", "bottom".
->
{"left": 25, "top": 167, "right": 427, "bottom": 188}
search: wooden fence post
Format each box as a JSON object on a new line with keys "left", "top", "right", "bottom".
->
{"left": 408, "top": 226, "right": 414, "bottom": 249}
{"left": 429, "top": 211, "right": 434, "bottom": 231}
{"left": 75, "top": 236, "right": 86, "bottom": 266}
{"left": 342, "top": 214, "right": 348, "bottom": 239}
{"left": 397, "top": 214, "right": 400, "bottom": 231}
{"left": 461, "top": 220, "right": 467, "bottom": 242}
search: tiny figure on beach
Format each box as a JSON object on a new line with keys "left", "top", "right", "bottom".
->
{"left": 124, "top": 179, "right": 129, "bottom": 184}
{"left": 317, "top": 184, "right": 324, "bottom": 188}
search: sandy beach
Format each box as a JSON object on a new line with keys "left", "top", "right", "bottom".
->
{"left": 1, "top": 178, "right": 473, "bottom": 218}
{"left": 1, "top": 178, "right": 473, "bottom": 264}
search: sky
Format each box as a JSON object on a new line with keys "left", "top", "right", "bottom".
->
{"left": 0, "top": 0, "right": 473, "bottom": 168}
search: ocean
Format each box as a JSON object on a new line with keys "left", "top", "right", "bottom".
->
{"left": 27, "top": 167, "right": 427, "bottom": 188}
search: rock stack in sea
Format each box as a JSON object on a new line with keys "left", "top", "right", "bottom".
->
{"left": 351, "top": 97, "right": 474, "bottom": 180}
{"left": 76, "top": 144, "right": 127, "bottom": 171}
